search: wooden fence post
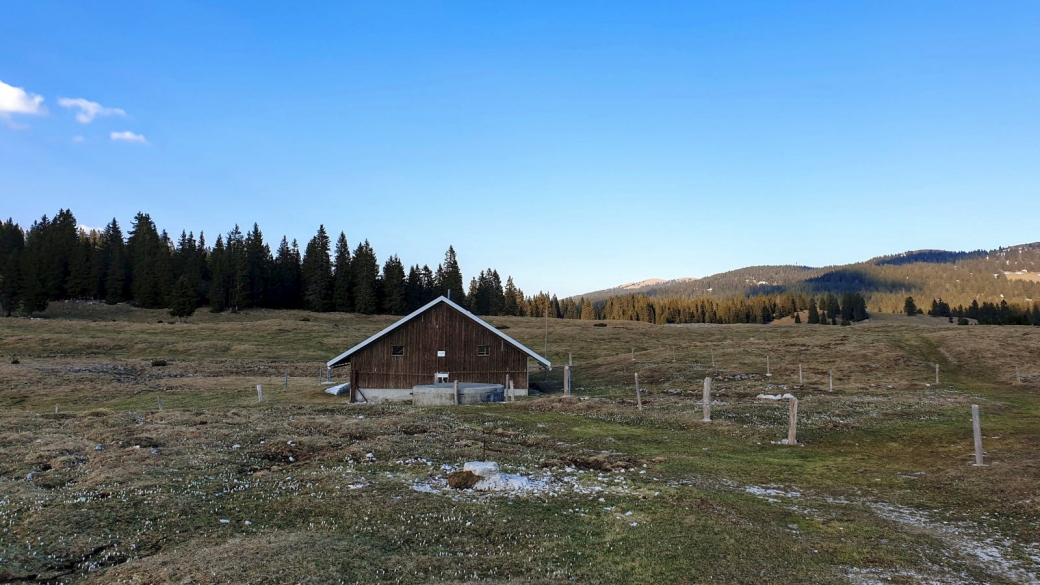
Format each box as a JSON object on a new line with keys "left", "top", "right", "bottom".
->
{"left": 632, "top": 348, "right": 635, "bottom": 361}
{"left": 798, "top": 364, "right": 803, "bottom": 384}
{"left": 569, "top": 353, "right": 573, "bottom": 366}
{"left": 829, "top": 370, "right": 833, "bottom": 392}
{"left": 702, "top": 377, "right": 712, "bottom": 422}
{"left": 285, "top": 371, "right": 289, "bottom": 389}
{"left": 453, "top": 380, "right": 459, "bottom": 405}
{"left": 788, "top": 396, "right": 798, "bottom": 445}
{"left": 635, "top": 373, "right": 642, "bottom": 411}
{"left": 1015, "top": 365, "right": 1021, "bottom": 384}
{"left": 55, "top": 405, "right": 59, "bottom": 414}
{"left": 972, "top": 404, "right": 985, "bottom": 466}
{"left": 766, "top": 356, "right": 771, "bottom": 377}
{"left": 936, "top": 363, "right": 940, "bottom": 384}
{"left": 257, "top": 384, "right": 263, "bottom": 403}
{"left": 564, "top": 365, "right": 571, "bottom": 397}
{"left": 318, "top": 366, "right": 322, "bottom": 383}
{"left": 158, "top": 396, "right": 163, "bottom": 411}
{"left": 710, "top": 348, "right": 715, "bottom": 369}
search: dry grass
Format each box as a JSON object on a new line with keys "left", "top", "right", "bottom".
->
{"left": 0, "top": 303, "right": 1038, "bottom": 583}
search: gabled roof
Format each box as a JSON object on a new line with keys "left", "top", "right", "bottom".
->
{"left": 326, "top": 296, "right": 551, "bottom": 369}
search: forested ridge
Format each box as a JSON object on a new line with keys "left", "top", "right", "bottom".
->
{"left": 572, "top": 244, "right": 1040, "bottom": 326}
{"left": 0, "top": 209, "right": 561, "bottom": 319}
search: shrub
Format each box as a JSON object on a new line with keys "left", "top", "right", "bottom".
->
{"left": 10, "top": 358, "right": 19, "bottom": 364}
{"left": 593, "top": 323, "right": 607, "bottom": 328}
{"left": 300, "top": 317, "right": 311, "bottom": 322}
{"left": 447, "top": 470, "right": 480, "bottom": 490}
{"left": 958, "top": 317, "right": 970, "bottom": 325}
{"left": 151, "top": 359, "right": 167, "bottom": 367}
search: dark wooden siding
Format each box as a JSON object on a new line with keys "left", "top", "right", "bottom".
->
{"left": 348, "top": 303, "right": 532, "bottom": 389}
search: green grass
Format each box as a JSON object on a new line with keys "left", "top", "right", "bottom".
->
{"left": 0, "top": 303, "right": 1037, "bottom": 583}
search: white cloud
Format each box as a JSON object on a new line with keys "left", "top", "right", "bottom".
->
{"left": 0, "top": 79, "right": 46, "bottom": 119}
{"left": 72, "top": 135, "right": 85, "bottom": 143}
{"left": 110, "top": 130, "right": 147, "bottom": 144}
{"left": 58, "top": 97, "right": 125, "bottom": 124}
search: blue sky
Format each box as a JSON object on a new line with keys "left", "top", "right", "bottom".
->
{"left": 2, "top": 2, "right": 1039, "bottom": 297}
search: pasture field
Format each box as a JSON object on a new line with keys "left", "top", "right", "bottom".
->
{"left": 0, "top": 302, "right": 1038, "bottom": 584}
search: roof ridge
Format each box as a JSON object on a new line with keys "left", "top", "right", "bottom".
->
{"left": 326, "top": 296, "right": 551, "bottom": 369}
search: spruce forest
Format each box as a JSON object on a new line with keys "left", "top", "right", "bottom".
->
{"left": 0, "top": 210, "right": 543, "bottom": 319}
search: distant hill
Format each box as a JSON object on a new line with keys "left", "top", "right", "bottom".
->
{"left": 573, "top": 243, "right": 1040, "bottom": 313}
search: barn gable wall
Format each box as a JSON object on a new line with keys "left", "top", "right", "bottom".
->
{"left": 350, "top": 303, "right": 531, "bottom": 389}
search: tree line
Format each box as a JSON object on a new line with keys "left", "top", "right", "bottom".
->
{"left": 557, "top": 291, "right": 869, "bottom": 325}
{"left": 906, "top": 296, "right": 1040, "bottom": 326}
{"left": 0, "top": 209, "right": 555, "bottom": 319}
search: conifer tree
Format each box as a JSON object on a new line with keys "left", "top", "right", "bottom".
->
{"left": 100, "top": 219, "right": 129, "bottom": 304}
{"left": 467, "top": 276, "right": 480, "bottom": 311}
{"left": 301, "top": 225, "right": 333, "bottom": 312}
{"left": 65, "top": 227, "right": 96, "bottom": 299}
{"left": 332, "top": 232, "right": 352, "bottom": 312}
{"left": 238, "top": 223, "right": 270, "bottom": 308}
{"left": 794, "top": 312, "right": 802, "bottom": 323}
{"left": 580, "top": 297, "right": 596, "bottom": 320}
{"left": 405, "top": 264, "right": 424, "bottom": 311}
{"left": 436, "top": 246, "right": 465, "bottom": 304}
{"left": 19, "top": 219, "right": 51, "bottom": 315}
{"left": 381, "top": 255, "right": 407, "bottom": 315}
{"left": 208, "top": 235, "right": 230, "bottom": 312}
{"left": 851, "top": 293, "right": 868, "bottom": 321}
{"left": 0, "top": 219, "right": 25, "bottom": 317}
{"left": 175, "top": 231, "right": 206, "bottom": 307}
{"left": 224, "top": 225, "right": 246, "bottom": 311}
{"left": 807, "top": 298, "right": 820, "bottom": 324}
{"left": 127, "top": 213, "right": 168, "bottom": 309}
{"left": 824, "top": 293, "right": 840, "bottom": 319}
{"left": 168, "top": 275, "right": 197, "bottom": 322}
{"left": 346, "top": 240, "right": 379, "bottom": 314}
{"left": 419, "top": 265, "right": 436, "bottom": 304}
{"left": 488, "top": 270, "right": 505, "bottom": 315}
{"left": 903, "top": 296, "right": 918, "bottom": 317}
{"left": 503, "top": 276, "right": 521, "bottom": 316}
{"left": 270, "top": 236, "right": 303, "bottom": 309}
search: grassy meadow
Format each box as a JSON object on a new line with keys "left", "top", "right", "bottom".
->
{"left": 0, "top": 302, "right": 1038, "bottom": 584}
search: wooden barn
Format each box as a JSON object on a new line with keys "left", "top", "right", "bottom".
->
{"left": 327, "top": 296, "right": 550, "bottom": 402}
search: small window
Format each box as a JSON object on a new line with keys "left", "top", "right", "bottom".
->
{"left": 477, "top": 345, "right": 491, "bottom": 357}
{"left": 391, "top": 345, "right": 404, "bottom": 357}
{"left": 437, "top": 350, "right": 446, "bottom": 357}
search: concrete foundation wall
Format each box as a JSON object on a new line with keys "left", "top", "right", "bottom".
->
{"left": 412, "top": 383, "right": 505, "bottom": 406}
{"left": 353, "top": 388, "right": 413, "bottom": 403}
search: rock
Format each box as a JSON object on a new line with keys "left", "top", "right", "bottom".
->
{"left": 463, "top": 461, "right": 500, "bottom": 477}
